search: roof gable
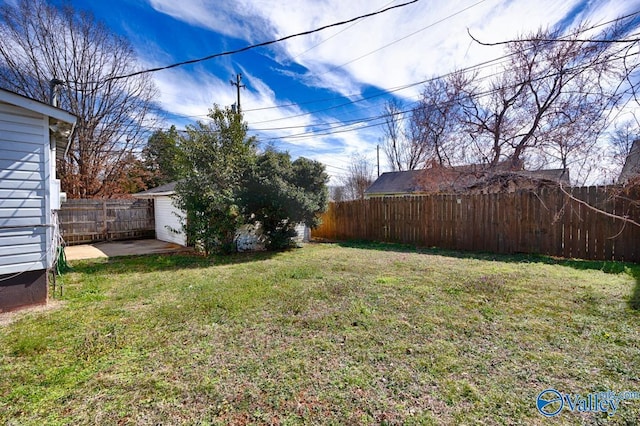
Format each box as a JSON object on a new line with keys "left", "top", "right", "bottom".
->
{"left": 619, "top": 140, "right": 640, "bottom": 184}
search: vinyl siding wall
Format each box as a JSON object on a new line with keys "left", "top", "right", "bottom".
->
{"left": 0, "top": 102, "right": 50, "bottom": 275}
{"left": 154, "top": 196, "right": 187, "bottom": 246}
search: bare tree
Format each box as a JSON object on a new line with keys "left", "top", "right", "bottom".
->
{"left": 453, "top": 22, "right": 637, "bottom": 180}
{"left": 413, "top": 73, "right": 474, "bottom": 167}
{"left": 380, "top": 99, "right": 430, "bottom": 171}
{"left": 381, "top": 72, "right": 476, "bottom": 172}
{"left": 342, "top": 154, "right": 376, "bottom": 200}
{"left": 608, "top": 120, "right": 639, "bottom": 173}
{"left": 330, "top": 185, "right": 347, "bottom": 202}
{"left": 0, "top": 0, "right": 157, "bottom": 198}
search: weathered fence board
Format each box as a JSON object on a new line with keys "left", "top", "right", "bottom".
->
{"left": 312, "top": 187, "right": 640, "bottom": 262}
{"left": 58, "top": 199, "right": 155, "bottom": 245}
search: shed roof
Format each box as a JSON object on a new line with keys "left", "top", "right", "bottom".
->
{"left": 133, "top": 181, "right": 178, "bottom": 198}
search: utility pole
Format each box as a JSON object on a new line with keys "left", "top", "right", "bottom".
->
{"left": 230, "top": 73, "right": 246, "bottom": 114}
{"left": 377, "top": 144, "right": 380, "bottom": 177}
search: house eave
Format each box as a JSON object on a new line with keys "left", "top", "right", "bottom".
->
{"left": 0, "top": 88, "right": 77, "bottom": 161}
{"left": 0, "top": 89, "right": 76, "bottom": 124}
{"left": 133, "top": 191, "right": 176, "bottom": 198}
{"left": 364, "top": 192, "right": 416, "bottom": 198}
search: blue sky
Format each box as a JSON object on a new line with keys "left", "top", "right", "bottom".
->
{"left": 6, "top": 0, "right": 640, "bottom": 183}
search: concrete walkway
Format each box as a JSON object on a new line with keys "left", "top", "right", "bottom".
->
{"left": 64, "top": 239, "right": 190, "bottom": 261}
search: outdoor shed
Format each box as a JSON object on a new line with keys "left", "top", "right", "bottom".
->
{"left": 133, "top": 181, "right": 187, "bottom": 246}
{"left": 0, "top": 88, "right": 76, "bottom": 312}
{"left": 134, "top": 182, "right": 310, "bottom": 251}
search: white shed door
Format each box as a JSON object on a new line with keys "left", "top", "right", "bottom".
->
{"left": 154, "top": 196, "right": 187, "bottom": 246}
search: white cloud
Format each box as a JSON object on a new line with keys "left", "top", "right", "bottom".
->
{"left": 146, "top": 0, "right": 273, "bottom": 40}
{"left": 144, "top": 0, "right": 640, "bottom": 182}
{"left": 147, "top": 60, "right": 334, "bottom": 150}
{"left": 151, "top": 67, "right": 233, "bottom": 119}
{"left": 147, "top": 0, "right": 634, "bottom": 99}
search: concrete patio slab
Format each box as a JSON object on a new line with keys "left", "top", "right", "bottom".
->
{"left": 64, "top": 239, "right": 190, "bottom": 261}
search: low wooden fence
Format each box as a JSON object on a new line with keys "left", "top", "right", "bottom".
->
{"left": 312, "top": 186, "right": 640, "bottom": 262}
{"left": 58, "top": 199, "right": 155, "bottom": 245}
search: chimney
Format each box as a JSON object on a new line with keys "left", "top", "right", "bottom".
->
{"left": 49, "top": 78, "right": 64, "bottom": 107}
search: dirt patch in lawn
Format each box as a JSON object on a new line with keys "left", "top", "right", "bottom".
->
{"left": 0, "top": 300, "right": 65, "bottom": 327}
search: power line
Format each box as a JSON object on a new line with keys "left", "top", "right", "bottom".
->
{"left": 101, "top": 0, "right": 419, "bottom": 82}
{"left": 291, "top": 0, "right": 399, "bottom": 61}
{"left": 467, "top": 10, "right": 640, "bottom": 46}
{"left": 154, "top": 61, "right": 496, "bottom": 123}
{"left": 145, "top": 44, "right": 638, "bottom": 143}
{"left": 245, "top": 54, "right": 513, "bottom": 126}
{"left": 256, "top": 49, "right": 640, "bottom": 143}
{"left": 141, "top": 14, "right": 640, "bottom": 144}
{"left": 166, "top": 11, "right": 640, "bottom": 121}
{"left": 471, "top": 34, "right": 640, "bottom": 46}
{"left": 246, "top": 65, "right": 511, "bottom": 132}
{"left": 242, "top": 13, "right": 640, "bottom": 128}
{"left": 323, "top": 164, "right": 349, "bottom": 172}
{"left": 318, "top": 0, "right": 489, "bottom": 77}
{"left": 155, "top": 8, "right": 640, "bottom": 124}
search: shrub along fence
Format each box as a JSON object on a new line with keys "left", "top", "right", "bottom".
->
{"left": 58, "top": 199, "right": 155, "bottom": 245}
{"left": 312, "top": 186, "right": 640, "bottom": 262}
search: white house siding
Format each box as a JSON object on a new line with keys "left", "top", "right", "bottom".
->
{"left": 236, "top": 222, "right": 309, "bottom": 252}
{"left": 0, "top": 103, "right": 49, "bottom": 275}
{"left": 154, "top": 196, "right": 187, "bottom": 246}
{"left": 236, "top": 224, "right": 265, "bottom": 252}
{"left": 293, "top": 222, "right": 310, "bottom": 243}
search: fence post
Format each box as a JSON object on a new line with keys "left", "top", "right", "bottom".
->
{"left": 102, "top": 200, "right": 108, "bottom": 241}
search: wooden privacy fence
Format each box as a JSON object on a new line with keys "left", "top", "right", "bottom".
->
{"left": 58, "top": 199, "right": 155, "bottom": 245}
{"left": 312, "top": 186, "right": 640, "bottom": 262}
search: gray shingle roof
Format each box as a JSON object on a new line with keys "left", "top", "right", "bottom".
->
{"left": 133, "top": 181, "right": 178, "bottom": 197}
{"left": 365, "top": 166, "right": 570, "bottom": 196}
{"left": 517, "top": 169, "right": 570, "bottom": 184}
{"left": 364, "top": 170, "right": 423, "bottom": 195}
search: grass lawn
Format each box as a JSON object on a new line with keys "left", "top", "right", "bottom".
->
{"left": 1, "top": 242, "right": 639, "bottom": 425}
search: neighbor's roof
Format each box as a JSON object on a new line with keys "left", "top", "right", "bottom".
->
{"left": 517, "top": 169, "right": 570, "bottom": 185}
{"left": 133, "top": 181, "right": 178, "bottom": 198}
{"left": 365, "top": 166, "right": 570, "bottom": 195}
{"left": 364, "top": 170, "right": 424, "bottom": 195}
{"left": 0, "top": 88, "right": 76, "bottom": 161}
{"left": 618, "top": 140, "right": 640, "bottom": 184}
{"left": 365, "top": 163, "right": 512, "bottom": 196}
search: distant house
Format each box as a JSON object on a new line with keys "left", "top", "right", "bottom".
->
{"left": 133, "top": 182, "right": 309, "bottom": 251}
{"left": 364, "top": 164, "right": 570, "bottom": 198}
{"left": 618, "top": 139, "right": 640, "bottom": 184}
{"left": 364, "top": 170, "right": 425, "bottom": 198}
{"left": 132, "top": 181, "right": 187, "bottom": 246}
{"left": 0, "top": 88, "right": 76, "bottom": 312}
